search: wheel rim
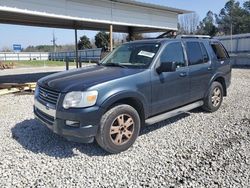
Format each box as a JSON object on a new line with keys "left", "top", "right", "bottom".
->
{"left": 109, "top": 114, "right": 135, "bottom": 146}
{"left": 212, "top": 87, "right": 221, "bottom": 107}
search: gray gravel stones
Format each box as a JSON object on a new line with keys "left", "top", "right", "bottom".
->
{"left": 0, "top": 68, "right": 250, "bottom": 187}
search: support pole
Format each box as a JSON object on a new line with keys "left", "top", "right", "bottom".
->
{"left": 128, "top": 27, "right": 133, "bottom": 42}
{"left": 75, "top": 28, "right": 79, "bottom": 68}
{"left": 110, "top": 25, "right": 113, "bottom": 52}
{"left": 65, "top": 57, "right": 69, "bottom": 71}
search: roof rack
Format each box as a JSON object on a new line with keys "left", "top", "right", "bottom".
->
{"left": 176, "top": 35, "right": 212, "bottom": 39}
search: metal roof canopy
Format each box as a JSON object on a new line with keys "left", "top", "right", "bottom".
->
{"left": 0, "top": 0, "right": 191, "bottom": 33}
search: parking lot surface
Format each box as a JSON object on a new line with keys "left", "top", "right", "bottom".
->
{"left": 0, "top": 69, "right": 249, "bottom": 187}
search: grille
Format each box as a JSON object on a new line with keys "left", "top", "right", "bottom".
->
{"left": 38, "top": 86, "right": 60, "bottom": 106}
{"left": 35, "top": 108, "right": 54, "bottom": 126}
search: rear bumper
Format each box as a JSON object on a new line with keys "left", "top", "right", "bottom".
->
{"left": 34, "top": 99, "right": 104, "bottom": 143}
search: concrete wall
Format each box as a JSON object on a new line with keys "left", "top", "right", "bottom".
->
{"left": 0, "top": 49, "right": 102, "bottom": 62}
{"left": 0, "top": 52, "right": 49, "bottom": 61}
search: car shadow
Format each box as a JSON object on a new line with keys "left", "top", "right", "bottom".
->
{"left": 11, "top": 113, "right": 191, "bottom": 158}
{"left": 11, "top": 119, "right": 107, "bottom": 158}
{"left": 141, "top": 113, "right": 190, "bottom": 136}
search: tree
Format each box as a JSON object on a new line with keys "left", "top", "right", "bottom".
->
{"left": 197, "top": 11, "right": 218, "bottom": 36}
{"left": 78, "top": 35, "right": 92, "bottom": 50}
{"left": 179, "top": 13, "right": 200, "bottom": 34}
{"left": 95, "top": 31, "right": 109, "bottom": 51}
{"left": 242, "top": 1, "right": 250, "bottom": 32}
{"left": 243, "top": 1, "right": 250, "bottom": 12}
{"left": 216, "top": 0, "right": 250, "bottom": 35}
{"left": 1, "top": 46, "right": 12, "bottom": 52}
{"left": 126, "top": 33, "right": 144, "bottom": 41}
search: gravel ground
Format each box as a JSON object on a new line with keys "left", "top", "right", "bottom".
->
{"left": 0, "top": 68, "right": 249, "bottom": 187}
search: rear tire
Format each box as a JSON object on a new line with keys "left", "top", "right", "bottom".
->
{"left": 96, "top": 104, "right": 141, "bottom": 154}
{"left": 202, "top": 81, "right": 223, "bottom": 112}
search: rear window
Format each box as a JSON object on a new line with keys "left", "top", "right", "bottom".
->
{"left": 211, "top": 43, "right": 229, "bottom": 60}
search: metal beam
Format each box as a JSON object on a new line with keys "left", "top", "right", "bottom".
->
{"left": 75, "top": 28, "right": 79, "bottom": 68}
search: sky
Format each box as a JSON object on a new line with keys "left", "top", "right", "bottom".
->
{"left": 0, "top": 0, "right": 247, "bottom": 49}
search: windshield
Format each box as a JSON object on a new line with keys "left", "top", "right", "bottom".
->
{"left": 101, "top": 42, "right": 161, "bottom": 68}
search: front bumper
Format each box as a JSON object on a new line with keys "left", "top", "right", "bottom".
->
{"left": 34, "top": 99, "right": 103, "bottom": 143}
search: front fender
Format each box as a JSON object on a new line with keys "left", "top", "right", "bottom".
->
{"left": 99, "top": 90, "right": 149, "bottom": 118}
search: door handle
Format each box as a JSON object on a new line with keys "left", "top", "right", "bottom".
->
{"left": 208, "top": 67, "right": 212, "bottom": 70}
{"left": 179, "top": 72, "right": 187, "bottom": 77}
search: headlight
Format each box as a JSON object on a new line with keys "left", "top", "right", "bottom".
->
{"left": 63, "top": 91, "right": 98, "bottom": 109}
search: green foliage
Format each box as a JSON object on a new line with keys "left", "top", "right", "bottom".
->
{"left": 197, "top": 11, "right": 218, "bottom": 36}
{"left": 178, "top": 0, "right": 250, "bottom": 36}
{"left": 23, "top": 45, "right": 54, "bottom": 52}
{"left": 11, "top": 60, "right": 75, "bottom": 67}
{"left": 95, "top": 31, "right": 109, "bottom": 51}
{"left": 216, "top": 0, "right": 250, "bottom": 35}
{"left": 126, "top": 33, "right": 144, "bottom": 41}
{"left": 243, "top": 1, "right": 250, "bottom": 12}
{"left": 78, "top": 35, "right": 92, "bottom": 50}
{"left": 23, "top": 45, "right": 75, "bottom": 52}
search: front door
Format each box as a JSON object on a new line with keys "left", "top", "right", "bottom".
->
{"left": 151, "top": 42, "right": 190, "bottom": 116}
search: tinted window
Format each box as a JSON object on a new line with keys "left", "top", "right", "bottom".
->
{"left": 211, "top": 43, "right": 228, "bottom": 60}
{"left": 186, "top": 42, "right": 204, "bottom": 65}
{"left": 200, "top": 43, "right": 209, "bottom": 63}
{"left": 102, "top": 43, "right": 161, "bottom": 68}
{"left": 160, "top": 42, "right": 185, "bottom": 68}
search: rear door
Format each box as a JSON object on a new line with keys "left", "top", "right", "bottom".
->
{"left": 185, "top": 41, "right": 213, "bottom": 102}
{"left": 210, "top": 42, "right": 231, "bottom": 87}
{"left": 151, "top": 41, "right": 190, "bottom": 115}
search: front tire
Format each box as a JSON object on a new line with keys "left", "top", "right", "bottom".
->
{"left": 203, "top": 81, "right": 224, "bottom": 112}
{"left": 96, "top": 104, "right": 141, "bottom": 154}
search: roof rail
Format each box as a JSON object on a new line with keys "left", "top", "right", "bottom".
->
{"left": 176, "top": 35, "right": 212, "bottom": 39}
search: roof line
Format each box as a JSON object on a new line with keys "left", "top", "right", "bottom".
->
{"left": 0, "top": 6, "right": 177, "bottom": 31}
{"left": 110, "top": 0, "right": 192, "bottom": 14}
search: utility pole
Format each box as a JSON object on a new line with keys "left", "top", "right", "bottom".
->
{"left": 51, "top": 32, "right": 57, "bottom": 52}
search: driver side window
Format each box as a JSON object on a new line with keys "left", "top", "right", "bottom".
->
{"left": 160, "top": 42, "right": 186, "bottom": 69}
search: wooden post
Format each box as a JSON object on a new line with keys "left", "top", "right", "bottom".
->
{"left": 75, "top": 28, "right": 79, "bottom": 68}
{"left": 79, "top": 56, "right": 82, "bottom": 68}
{"left": 65, "top": 57, "right": 69, "bottom": 71}
{"left": 110, "top": 24, "right": 113, "bottom": 52}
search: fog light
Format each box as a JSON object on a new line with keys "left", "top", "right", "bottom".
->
{"left": 66, "top": 120, "right": 80, "bottom": 127}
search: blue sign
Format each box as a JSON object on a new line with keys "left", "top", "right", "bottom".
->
{"left": 13, "top": 44, "right": 22, "bottom": 52}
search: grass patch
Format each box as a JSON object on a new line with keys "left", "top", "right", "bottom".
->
{"left": 15, "top": 60, "right": 76, "bottom": 67}
{"left": 2, "top": 60, "right": 81, "bottom": 68}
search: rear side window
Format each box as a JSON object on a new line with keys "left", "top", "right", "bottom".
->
{"left": 186, "top": 42, "right": 204, "bottom": 65}
{"left": 211, "top": 43, "right": 229, "bottom": 60}
{"left": 200, "top": 43, "right": 210, "bottom": 63}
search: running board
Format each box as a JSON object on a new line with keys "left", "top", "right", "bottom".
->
{"left": 145, "top": 101, "right": 204, "bottom": 125}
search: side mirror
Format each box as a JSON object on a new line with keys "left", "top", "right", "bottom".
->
{"left": 156, "top": 61, "right": 176, "bottom": 74}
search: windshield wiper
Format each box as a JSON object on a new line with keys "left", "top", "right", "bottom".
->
{"left": 103, "top": 63, "right": 128, "bottom": 68}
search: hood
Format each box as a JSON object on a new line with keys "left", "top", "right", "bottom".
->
{"left": 38, "top": 65, "right": 144, "bottom": 92}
